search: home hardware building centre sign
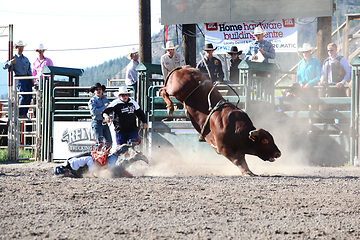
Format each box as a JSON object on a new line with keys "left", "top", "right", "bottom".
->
{"left": 205, "top": 19, "right": 297, "bottom": 54}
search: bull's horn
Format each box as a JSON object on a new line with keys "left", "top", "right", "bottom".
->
{"left": 249, "top": 130, "right": 259, "bottom": 141}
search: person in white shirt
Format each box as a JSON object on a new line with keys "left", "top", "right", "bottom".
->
{"left": 125, "top": 50, "right": 139, "bottom": 91}
{"left": 319, "top": 42, "right": 351, "bottom": 97}
{"left": 319, "top": 43, "right": 351, "bottom": 113}
{"left": 160, "top": 41, "right": 186, "bottom": 79}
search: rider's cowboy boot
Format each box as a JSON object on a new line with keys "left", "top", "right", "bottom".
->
{"left": 118, "top": 152, "right": 149, "bottom": 170}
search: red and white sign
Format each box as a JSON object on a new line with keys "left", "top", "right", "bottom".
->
{"left": 205, "top": 19, "right": 297, "bottom": 54}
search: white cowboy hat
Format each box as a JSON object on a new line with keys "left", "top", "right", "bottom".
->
{"left": 163, "top": 41, "right": 178, "bottom": 50}
{"left": 14, "top": 40, "right": 26, "bottom": 48}
{"left": 114, "top": 86, "right": 133, "bottom": 96}
{"left": 252, "top": 26, "right": 266, "bottom": 35}
{"left": 126, "top": 49, "right": 138, "bottom": 60}
{"left": 298, "top": 43, "right": 314, "bottom": 52}
{"left": 35, "top": 43, "right": 47, "bottom": 51}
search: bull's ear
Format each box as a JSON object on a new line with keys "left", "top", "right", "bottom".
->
{"left": 249, "top": 130, "right": 259, "bottom": 142}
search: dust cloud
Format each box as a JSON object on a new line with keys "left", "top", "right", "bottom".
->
{"left": 127, "top": 139, "right": 312, "bottom": 177}
{"left": 124, "top": 102, "right": 316, "bottom": 177}
{"left": 85, "top": 105, "right": 319, "bottom": 178}
{"left": 136, "top": 146, "right": 239, "bottom": 177}
{"left": 83, "top": 165, "right": 114, "bottom": 179}
{"left": 80, "top": 131, "right": 317, "bottom": 178}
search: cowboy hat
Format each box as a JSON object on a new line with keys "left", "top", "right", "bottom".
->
{"left": 298, "top": 43, "right": 314, "bottom": 52}
{"left": 203, "top": 43, "right": 217, "bottom": 51}
{"left": 252, "top": 26, "right": 267, "bottom": 35}
{"left": 227, "top": 46, "right": 242, "bottom": 55}
{"left": 14, "top": 40, "right": 26, "bottom": 48}
{"left": 35, "top": 43, "right": 47, "bottom": 51}
{"left": 114, "top": 86, "right": 133, "bottom": 96}
{"left": 90, "top": 82, "right": 106, "bottom": 93}
{"left": 163, "top": 41, "right": 179, "bottom": 50}
{"left": 126, "top": 49, "right": 138, "bottom": 60}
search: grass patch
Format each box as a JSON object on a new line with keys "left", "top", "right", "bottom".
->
{"left": 0, "top": 149, "right": 7, "bottom": 162}
{"left": 0, "top": 148, "right": 36, "bottom": 162}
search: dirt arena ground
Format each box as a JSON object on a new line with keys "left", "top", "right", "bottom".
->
{"left": 0, "top": 156, "right": 360, "bottom": 240}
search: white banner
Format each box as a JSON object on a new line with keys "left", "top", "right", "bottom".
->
{"left": 53, "top": 121, "right": 117, "bottom": 160}
{"left": 205, "top": 19, "right": 298, "bottom": 54}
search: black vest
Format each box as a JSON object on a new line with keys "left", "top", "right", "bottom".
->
{"left": 229, "top": 58, "right": 241, "bottom": 83}
{"left": 324, "top": 56, "right": 346, "bottom": 83}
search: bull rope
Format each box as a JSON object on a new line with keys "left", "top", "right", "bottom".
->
{"left": 199, "top": 52, "right": 240, "bottom": 108}
{"left": 163, "top": 66, "right": 187, "bottom": 108}
{"left": 199, "top": 99, "right": 227, "bottom": 142}
{"left": 164, "top": 66, "right": 185, "bottom": 87}
{"left": 199, "top": 52, "right": 212, "bottom": 82}
{"left": 207, "top": 82, "right": 218, "bottom": 111}
{"left": 183, "top": 79, "right": 211, "bottom": 103}
{"left": 163, "top": 65, "right": 233, "bottom": 142}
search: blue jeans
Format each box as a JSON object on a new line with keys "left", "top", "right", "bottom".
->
{"left": 17, "top": 79, "right": 33, "bottom": 116}
{"left": 116, "top": 131, "right": 139, "bottom": 145}
{"left": 91, "top": 120, "right": 113, "bottom": 146}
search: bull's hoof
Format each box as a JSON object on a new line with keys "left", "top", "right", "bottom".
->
{"left": 167, "top": 108, "right": 174, "bottom": 116}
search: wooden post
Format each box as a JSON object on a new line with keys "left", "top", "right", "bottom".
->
{"left": 343, "top": 15, "right": 350, "bottom": 60}
{"left": 182, "top": 24, "right": 197, "bottom": 68}
{"left": 139, "top": 0, "right": 152, "bottom": 64}
{"left": 317, "top": 16, "right": 332, "bottom": 64}
{"left": 138, "top": 0, "right": 151, "bottom": 109}
{"left": 316, "top": 16, "right": 332, "bottom": 107}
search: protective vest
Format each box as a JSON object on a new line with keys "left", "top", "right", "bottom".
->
{"left": 324, "top": 56, "right": 346, "bottom": 83}
{"left": 91, "top": 141, "right": 110, "bottom": 167}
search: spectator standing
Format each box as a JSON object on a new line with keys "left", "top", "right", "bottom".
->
{"left": 160, "top": 41, "right": 186, "bottom": 79}
{"left": 88, "top": 83, "right": 113, "bottom": 147}
{"left": 244, "top": 26, "right": 276, "bottom": 63}
{"left": 102, "top": 86, "right": 147, "bottom": 145}
{"left": 227, "top": 46, "right": 242, "bottom": 83}
{"left": 297, "top": 43, "right": 321, "bottom": 89}
{"left": 3, "top": 40, "right": 33, "bottom": 118}
{"left": 125, "top": 50, "right": 139, "bottom": 92}
{"left": 319, "top": 43, "right": 351, "bottom": 97}
{"left": 32, "top": 43, "right": 54, "bottom": 88}
{"left": 197, "top": 43, "right": 224, "bottom": 83}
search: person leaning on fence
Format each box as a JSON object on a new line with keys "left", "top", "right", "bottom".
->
{"left": 319, "top": 43, "right": 351, "bottom": 98}
{"left": 227, "top": 46, "right": 242, "bottom": 83}
{"left": 244, "top": 26, "right": 276, "bottom": 63}
{"left": 3, "top": 40, "right": 33, "bottom": 118}
{"left": 88, "top": 82, "right": 113, "bottom": 147}
{"left": 319, "top": 43, "right": 351, "bottom": 117}
{"left": 197, "top": 43, "right": 224, "bottom": 84}
{"left": 296, "top": 43, "right": 321, "bottom": 101}
{"left": 32, "top": 43, "right": 54, "bottom": 89}
{"left": 160, "top": 41, "right": 186, "bottom": 79}
{"left": 125, "top": 49, "right": 139, "bottom": 93}
{"left": 102, "top": 86, "right": 147, "bottom": 146}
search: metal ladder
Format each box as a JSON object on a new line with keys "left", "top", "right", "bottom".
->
{"left": 7, "top": 76, "right": 42, "bottom": 161}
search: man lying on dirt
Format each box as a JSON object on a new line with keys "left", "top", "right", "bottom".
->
{"left": 53, "top": 141, "right": 148, "bottom": 178}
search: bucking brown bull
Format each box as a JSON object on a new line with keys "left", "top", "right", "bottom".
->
{"left": 160, "top": 66, "right": 281, "bottom": 176}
